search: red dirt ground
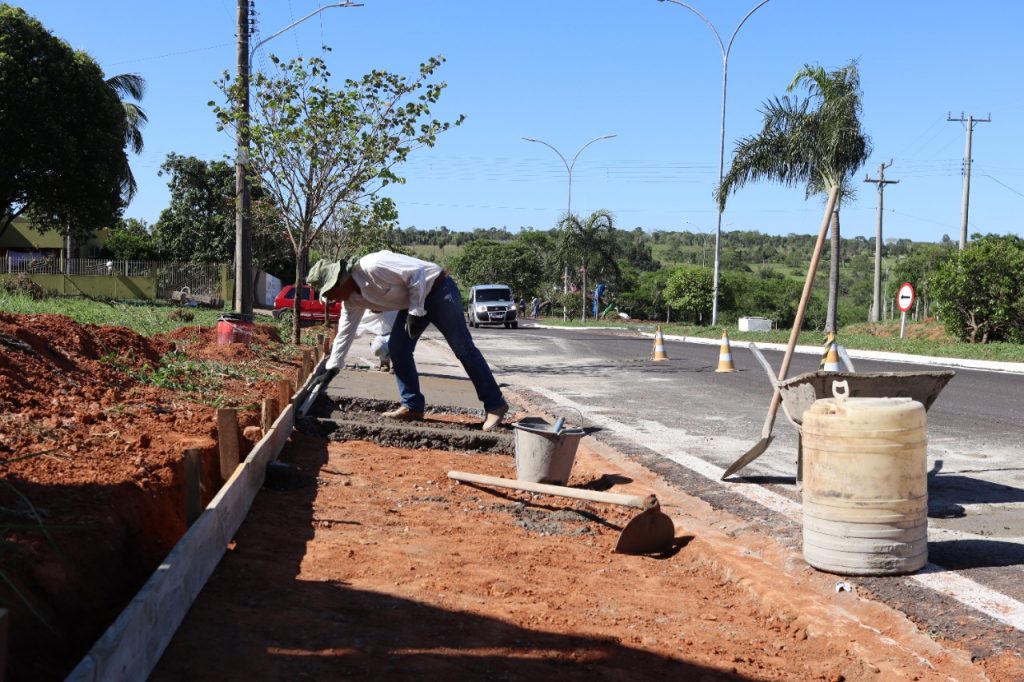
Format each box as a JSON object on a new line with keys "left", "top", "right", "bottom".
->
{"left": 0, "top": 312, "right": 302, "bottom": 681}
{"left": 153, "top": 432, "right": 1020, "bottom": 681}
{"left": 1, "top": 313, "right": 1020, "bottom": 681}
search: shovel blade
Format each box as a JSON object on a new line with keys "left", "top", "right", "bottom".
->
{"left": 614, "top": 508, "right": 675, "bottom": 555}
{"left": 721, "top": 436, "right": 774, "bottom": 480}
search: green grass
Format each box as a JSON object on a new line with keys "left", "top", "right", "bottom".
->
{"left": 0, "top": 291, "right": 226, "bottom": 335}
{"left": 537, "top": 317, "right": 1024, "bottom": 363}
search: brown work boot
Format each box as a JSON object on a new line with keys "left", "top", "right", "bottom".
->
{"left": 382, "top": 405, "right": 424, "bottom": 421}
{"left": 481, "top": 402, "right": 509, "bottom": 432}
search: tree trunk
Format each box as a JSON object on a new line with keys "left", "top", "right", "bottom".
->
{"left": 825, "top": 208, "right": 841, "bottom": 333}
{"left": 292, "top": 245, "right": 306, "bottom": 345}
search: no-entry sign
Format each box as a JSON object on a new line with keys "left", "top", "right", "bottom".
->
{"left": 897, "top": 282, "right": 915, "bottom": 313}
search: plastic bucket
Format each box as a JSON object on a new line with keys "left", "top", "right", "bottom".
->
{"left": 513, "top": 417, "right": 586, "bottom": 485}
{"left": 801, "top": 394, "right": 928, "bottom": 576}
{"left": 216, "top": 313, "right": 255, "bottom": 346}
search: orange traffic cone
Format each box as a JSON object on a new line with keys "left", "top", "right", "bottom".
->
{"left": 715, "top": 330, "right": 736, "bottom": 372}
{"left": 821, "top": 341, "right": 841, "bottom": 372}
{"left": 651, "top": 326, "right": 669, "bottom": 361}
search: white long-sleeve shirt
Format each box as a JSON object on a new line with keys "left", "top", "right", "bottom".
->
{"left": 325, "top": 251, "right": 444, "bottom": 370}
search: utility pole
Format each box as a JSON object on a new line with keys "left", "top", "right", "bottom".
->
{"left": 864, "top": 160, "right": 899, "bottom": 323}
{"left": 234, "top": 0, "right": 253, "bottom": 316}
{"left": 947, "top": 112, "right": 990, "bottom": 250}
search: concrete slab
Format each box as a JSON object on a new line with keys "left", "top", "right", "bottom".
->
{"left": 323, "top": 334, "right": 494, "bottom": 413}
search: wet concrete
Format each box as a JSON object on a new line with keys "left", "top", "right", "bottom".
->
{"left": 302, "top": 368, "right": 517, "bottom": 454}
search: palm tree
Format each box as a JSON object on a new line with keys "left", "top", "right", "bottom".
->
{"left": 106, "top": 73, "right": 148, "bottom": 200}
{"left": 718, "top": 60, "right": 870, "bottom": 332}
{"left": 558, "top": 209, "right": 621, "bottom": 321}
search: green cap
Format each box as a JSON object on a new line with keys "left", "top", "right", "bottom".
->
{"left": 306, "top": 258, "right": 347, "bottom": 300}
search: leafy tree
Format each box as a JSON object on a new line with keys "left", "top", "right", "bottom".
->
{"left": 448, "top": 240, "right": 544, "bottom": 301}
{"left": 105, "top": 73, "right": 148, "bottom": 200}
{"left": 0, "top": 4, "right": 128, "bottom": 241}
{"left": 930, "top": 235, "right": 1024, "bottom": 343}
{"left": 153, "top": 154, "right": 235, "bottom": 263}
{"left": 514, "top": 229, "right": 560, "bottom": 291}
{"left": 153, "top": 153, "right": 290, "bottom": 284}
{"left": 621, "top": 227, "right": 660, "bottom": 272}
{"left": 102, "top": 217, "right": 159, "bottom": 261}
{"left": 718, "top": 60, "right": 871, "bottom": 333}
{"left": 214, "top": 50, "right": 463, "bottom": 343}
{"left": 664, "top": 267, "right": 714, "bottom": 324}
{"left": 314, "top": 196, "right": 401, "bottom": 264}
{"left": 557, "top": 210, "right": 621, "bottom": 321}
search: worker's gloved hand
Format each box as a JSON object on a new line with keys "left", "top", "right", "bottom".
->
{"left": 404, "top": 313, "right": 430, "bottom": 341}
{"left": 321, "top": 366, "right": 339, "bottom": 383}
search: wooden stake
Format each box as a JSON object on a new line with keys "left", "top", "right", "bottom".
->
{"left": 183, "top": 448, "right": 202, "bottom": 526}
{"left": 314, "top": 345, "right": 323, "bottom": 363}
{"left": 0, "top": 608, "right": 8, "bottom": 682}
{"left": 301, "top": 349, "right": 313, "bottom": 383}
{"left": 277, "top": 378, "right": 292, "bottom": 412}
{"left": 315, "top": 333, "right": 324, "bottom": 349}
{"left": 295, "top": 366, "right": 305, "bottom": 392}
{"left": 216, "top": 408, "right": 241, "bottom": 480}
{"left": 261, "top": 398, "right": 278, "bottom": 435}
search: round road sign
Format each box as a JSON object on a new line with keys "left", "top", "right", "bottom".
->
{"left": 897, "top": 282, "right": 915, "bottom": 313}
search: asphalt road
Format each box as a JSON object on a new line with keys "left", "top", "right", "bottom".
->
{"left": 453, "top": 321, "right": 1024, "bottom": 651}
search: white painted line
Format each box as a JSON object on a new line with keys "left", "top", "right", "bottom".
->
{"left": 530, "top": 385, "right": 1024, "bottom": 633}
{"left": 913, "top": 566, "right": 1024, "bottom": 631}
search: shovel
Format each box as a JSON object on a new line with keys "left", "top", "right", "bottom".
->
{"left": 721, "top": 186, "right": 841, "bottom": 480}
{"left": 298, "top": 370, "right": 333, "bottom": 417}
{"left": 448, "top": 470, "right": 675, "bottom": 555}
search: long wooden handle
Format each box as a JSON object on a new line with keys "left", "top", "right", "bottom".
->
{"left": 447, "top": 470, "right": 650, "bottom": 509}
{"left": 760, "top": 185, "right": 841, "bottom": 437}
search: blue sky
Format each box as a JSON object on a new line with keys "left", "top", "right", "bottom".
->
{"left": 16, "top": 0, "right": 1024, "bottom": 243}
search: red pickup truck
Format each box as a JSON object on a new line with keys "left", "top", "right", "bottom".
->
{"left": 272, "top": 285, "right": 342, "bottom": 322}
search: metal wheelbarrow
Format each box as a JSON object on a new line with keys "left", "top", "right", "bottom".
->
{"left": 747, "top": 343, "right": 955, "bottom": 482}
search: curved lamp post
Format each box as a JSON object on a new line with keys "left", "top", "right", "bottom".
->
{"left": 235, "top": 1, "right": 362, "bottom": 315}
{"left": 522, "top": 134, "right": 616, "bottom": 320}
{"left": 658, "top": 0, "right": 772, "bottom": 326}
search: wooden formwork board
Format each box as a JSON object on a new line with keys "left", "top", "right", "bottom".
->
{"left": 66, "top": 356, "right": 327, "bottom": 682}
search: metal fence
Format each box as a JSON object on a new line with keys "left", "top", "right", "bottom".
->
{"left": 0, "top": 256, "right": 225, "bottom": 302}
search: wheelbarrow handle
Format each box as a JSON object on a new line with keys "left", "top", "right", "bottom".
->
{"left": 447, "top": 471, "right": 652, "bottom": 510}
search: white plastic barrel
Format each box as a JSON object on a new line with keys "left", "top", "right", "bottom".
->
{"left": 801, "top": 393, "right": 928, "bottom": 576}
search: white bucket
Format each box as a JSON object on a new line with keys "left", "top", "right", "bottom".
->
{"left": 513, "top": 417, "right": 586, "bottom": 485}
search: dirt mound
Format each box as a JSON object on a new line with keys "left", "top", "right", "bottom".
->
{"left": 0, "top": 312, "right": 302, "bottom": 681}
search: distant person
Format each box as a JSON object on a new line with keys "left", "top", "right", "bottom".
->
{"left": 518, "top": 297, "right": 526, "bottom": 315}
{"left": 356, "top": 310, "right": 397, "bottom": 372}
{"left": 307, "top": 252, "right": 509, "bottom": 431}
{"left": 530, "top": 296, "right": 539, "bottom": 319}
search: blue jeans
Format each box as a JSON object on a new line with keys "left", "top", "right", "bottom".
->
{"left": 388, "top": 276, "right": 505, "bottom": 413}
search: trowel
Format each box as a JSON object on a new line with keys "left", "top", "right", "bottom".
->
{"left": 447, "top": 470, "right": 675, "bottom": 555}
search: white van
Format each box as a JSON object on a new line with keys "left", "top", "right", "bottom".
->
{"left": 466, "top": 284, "right": 518, "bottom": 328}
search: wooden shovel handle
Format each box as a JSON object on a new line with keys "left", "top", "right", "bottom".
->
{"left": 762, "top": 185, "right": 841, "bottom": 435}
{"left": 447, "top": 470, "right": 651, "bottom": 510}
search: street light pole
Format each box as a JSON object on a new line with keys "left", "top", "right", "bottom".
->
{"left": 658, "top": 0, "right": 772, "bottom": 326}
{"left": 234, "top": 1, "right": 361, "bottom": 315}
{"left": 522, "top": 134, "right": 616, "bottom": 320}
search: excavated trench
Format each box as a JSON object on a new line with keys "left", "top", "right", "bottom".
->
{"left": 301, "top": 394, "right": 515, "bottom": 454}
{"left": 296, "top": 394, "right": 611, "bottom": 540}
